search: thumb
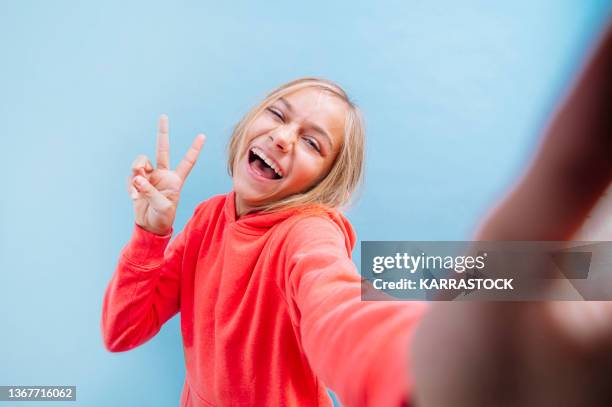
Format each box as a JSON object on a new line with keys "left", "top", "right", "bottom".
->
{"left": 132, "top": 176, "right": 173, "bottom": 211}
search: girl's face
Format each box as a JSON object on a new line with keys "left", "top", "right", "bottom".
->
{"left": 233, "top": 87, "right": 348, "bottom": 216}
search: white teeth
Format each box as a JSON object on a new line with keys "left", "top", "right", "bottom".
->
{"left": 251, "top": 147, "right": 283, "bottom": 178}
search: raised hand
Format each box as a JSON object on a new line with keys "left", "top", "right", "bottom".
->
{"left": 128, "top": 115, "right": 206, "bottom": 235}
{"left": 409, "top": 23, "right": 612, "bottom": 407}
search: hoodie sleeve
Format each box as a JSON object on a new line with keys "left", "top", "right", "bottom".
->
{"left": 282, "top": 216, "right": 428, "bottom": 407}
{"left": 101, "top": 223, "right": 186, "bottom": 352}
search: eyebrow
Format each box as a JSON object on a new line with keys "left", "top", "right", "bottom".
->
{"left": 277, "top": 97, "right": 335, "bottom": 150}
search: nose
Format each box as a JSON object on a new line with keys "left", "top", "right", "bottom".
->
{"left": 269, "top": 125, "right": 298, "bottom": 152}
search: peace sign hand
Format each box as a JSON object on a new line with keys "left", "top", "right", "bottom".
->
{"left": 128, "top": 115, "right": 206, "bottom": 235}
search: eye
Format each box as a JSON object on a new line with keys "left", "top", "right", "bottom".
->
{"left": 266, "top": 107, "right": 284, "bottom": 122}
{"left": 302, "top": 136, "right": 321, "bottom": 152}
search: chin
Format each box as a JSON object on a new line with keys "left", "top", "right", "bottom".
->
{"left": 233, "top": 176, "right": 270, "bottom": 209}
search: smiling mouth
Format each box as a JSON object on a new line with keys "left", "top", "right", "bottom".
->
{"left": 248, "top": 148, "right": 284, "bottom": 180}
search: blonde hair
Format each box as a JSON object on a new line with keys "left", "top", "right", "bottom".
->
{"left": 227, "top": 77, "right": 365, "bottom": 212}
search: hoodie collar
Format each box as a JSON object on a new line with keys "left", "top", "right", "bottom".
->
{"left": 224, "top": 191, "right": 304, "bottom": 235}
{"left": 224, "top": 191, "right": 357, "bottom": 253}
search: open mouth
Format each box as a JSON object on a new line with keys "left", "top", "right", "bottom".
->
{"left": 248, "top": 148, "right": 284, "bottom": 180}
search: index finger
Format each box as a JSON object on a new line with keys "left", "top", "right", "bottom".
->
{"left": 176, "top": 134, "right": 206, "bottom": 181}
{"left": 156, "top": 114, "right": 171, "bottom": 170}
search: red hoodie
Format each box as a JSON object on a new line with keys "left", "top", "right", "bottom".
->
{"left": 102, "top": 192, "right": 427, "bottom": 406}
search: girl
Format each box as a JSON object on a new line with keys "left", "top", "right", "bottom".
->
{"left": 102, "top": 78, "right": 427, "bottom": 406}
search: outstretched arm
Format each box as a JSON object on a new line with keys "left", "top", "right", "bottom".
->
{"left": 282, "top": 216, "right": 427, "bottom": 406}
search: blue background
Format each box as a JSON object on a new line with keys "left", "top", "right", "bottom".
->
{"left": 1, "top": 1, "right": 610, "bottom": 406}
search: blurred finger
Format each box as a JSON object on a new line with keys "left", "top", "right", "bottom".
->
{"left": 132, "top": 175, "right": 172, "bottom": 211}
{"left": 176, "top": 134, "right": 206, "bottom": 181}
{"left": 127, "top": 175, "right": 139, "bottom": 199}
{"left": 548, "top": 301, "right": 612, "bottom": 346}
{"left": 131, "top": 154, "right": 153, "bottom": 177}
{"left": 156, "top": 114, "right": 170, "bottom": 170}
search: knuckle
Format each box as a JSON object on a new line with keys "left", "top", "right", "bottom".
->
{"left": 141, "top": 183, "right": 153, "bottom": 194}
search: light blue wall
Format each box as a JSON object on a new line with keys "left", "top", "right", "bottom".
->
{"left": 1, "top": 1, "right": 610, "bottom": 406}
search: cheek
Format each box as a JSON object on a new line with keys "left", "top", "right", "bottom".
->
{"left": 239, "top": 123, "right": 270, "bottom": 159}
{"left": 246, "top": 116, "right": 277, "bottom": 139}
{"left": 291, "top": 154, "right": 330, "bottom": 185}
